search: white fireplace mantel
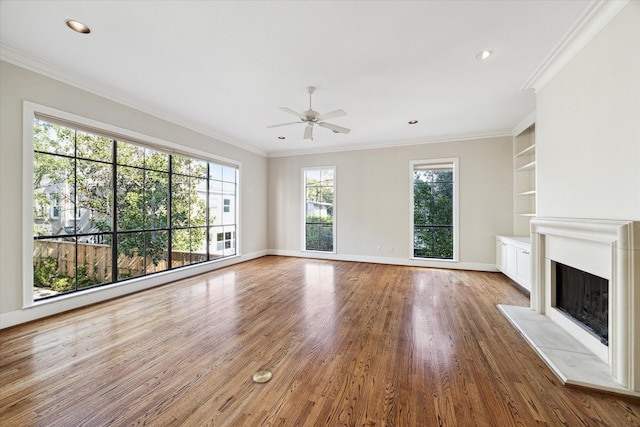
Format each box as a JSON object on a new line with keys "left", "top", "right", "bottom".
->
{"left": 502, "top": 217, "right": 639, "bottom": 397}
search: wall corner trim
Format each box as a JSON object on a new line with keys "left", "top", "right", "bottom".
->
{"left": 520, "top": 0, "right": 629, "bottom": 93}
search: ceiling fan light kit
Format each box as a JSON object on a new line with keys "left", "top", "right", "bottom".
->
{"left": 268, "top": 86, "right": 350, "bottom": 141}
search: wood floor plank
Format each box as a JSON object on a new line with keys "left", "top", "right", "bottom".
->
{"left": 1, "top": 256, "right": 639, "bottom": 426}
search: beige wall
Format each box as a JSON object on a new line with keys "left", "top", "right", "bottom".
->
{"left": 0, "top": 61, "right": 268, "bottom": 326}
{"left": 0, "top": 53, "right": 522, "bottom": 325}
{"left": 268, "top": 136, "right": 513, "bottom": 269}
{"left": 536, "top": 2, "right": 640, "bottom": 220}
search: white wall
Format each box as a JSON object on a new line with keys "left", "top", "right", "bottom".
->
{"left": 536, "top": 2, "right": 640, "bottom": 220}
{"left": 268, "top": 136, "right": 513, "bottom": 269}
{"left": 0, "top": 61, "right": 268, "bottom": 327}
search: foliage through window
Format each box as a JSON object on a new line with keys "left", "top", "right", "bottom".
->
{"left": 412, "top": 160, "right": 457, "bottom": 259}
{"left": 304, "top": 168, "right": 335, "bottom": 252}
{"left": 32, "top": 117, "right": 238, "bottom": 300}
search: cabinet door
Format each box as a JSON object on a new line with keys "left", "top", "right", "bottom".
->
{"left": 515, "top": 247, "right": 531, "bottom": 290}
{"left": 505, "top": 245, "right": 517, "bottom": 277}
{"left": 496, "top": 240, "right": 507, "bottom": 271}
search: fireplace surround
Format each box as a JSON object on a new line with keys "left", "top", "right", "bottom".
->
{"left": 500, "top": 218, "right": 639, "bottom": 396}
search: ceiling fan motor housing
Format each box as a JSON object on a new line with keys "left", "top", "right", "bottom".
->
{"left": 303, "top": 110, "right": 319, "bottom": 121}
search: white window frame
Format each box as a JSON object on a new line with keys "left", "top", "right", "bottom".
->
{"left": 409, "top": 158, "right": 459, "bottom": 262}
{"left": 23, "top": 101, "right": 241, "bottom": 308}
{"left": 301, "top": 166, "right": 337, "bottom": 254}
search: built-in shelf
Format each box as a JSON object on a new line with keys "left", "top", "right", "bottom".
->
{"left": 516, "top": 160, "right": 536, "bottom": 171}
{"left": 513, "top": 123, "right": 536, "bottom": 236}
{"left": 515, "top": 144, "right": 536, "bottom": 158}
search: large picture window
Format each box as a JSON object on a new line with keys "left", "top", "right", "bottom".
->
{"left": 32, "top": 116, "right": 237, "bottom": 301}
{"left": 303, "top": 167, "right": 335, "bottom": 252}
{"left": 411, "top": 159, "right": 458, "bottom": 260}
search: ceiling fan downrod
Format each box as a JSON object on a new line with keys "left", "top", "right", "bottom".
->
{"left": 307, "top": 86, "right": 316, "bottom": 114}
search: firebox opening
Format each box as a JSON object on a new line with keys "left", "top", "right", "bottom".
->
{"left": 554, "top": 261, "right": 609, "bottom": 346}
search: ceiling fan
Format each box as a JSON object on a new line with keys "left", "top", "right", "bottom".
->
{"left": 268, "top": 86, "right": 351, "bottom": 141}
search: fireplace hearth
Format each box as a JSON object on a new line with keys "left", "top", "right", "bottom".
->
{"left": 500, "top": 218, "right": 640, "bottom": 397}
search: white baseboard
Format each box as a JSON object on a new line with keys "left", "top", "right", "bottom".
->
{"left": 267, "top": 249, "right": 498, "bottom": 272}
{"left": 0, "top": 250, "right": 268, "bottom": 329}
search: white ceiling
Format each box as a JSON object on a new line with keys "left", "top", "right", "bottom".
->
{"left": 0, "top": 0, "right": 594, "bottom": 156}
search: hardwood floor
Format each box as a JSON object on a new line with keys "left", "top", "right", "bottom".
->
{"left": 1, "top": 256, "right": 639, "bottom": 426}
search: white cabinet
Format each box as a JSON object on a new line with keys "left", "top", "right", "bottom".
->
{"left": 496, "top": 239, "right": 507, "bottom": 272}
{"left": 496, "top": 235, "right": 531, "bottom": 291}
{"left": 515, "top": 246, "right": 531, "bottom": 288}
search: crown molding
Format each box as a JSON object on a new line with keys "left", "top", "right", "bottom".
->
{"left": 267, "top": 129, "right": 513, "bottom": 158}
{"left": 0, "top": 44, "right": 267, "bottom": 157}
{"left": 510, "top": 103, "right": 536, "bottom": 136}
{"left": 521, "top": 0, "right": 629, "bottom": 92}
{"left": 1, "top": 45, "right": 518, "bottom": 160}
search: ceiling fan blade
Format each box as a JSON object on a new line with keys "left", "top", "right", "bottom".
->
{"left": 303, "top": 124, "right": 313, "bottom": 140}
{"left": 280, "top": 107, "right": 306, "bottom": 119}
{"left": 267, "top": 121, "right": 301, "bottom": 128}
{"left": 316, "top": 109, "right": 346, "bottom": 121}
{"left": 318, "top": 122, "right": 351, "bottom": 134}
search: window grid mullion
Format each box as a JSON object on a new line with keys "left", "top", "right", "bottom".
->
{"left": 73, "top": 130, "right": 79, "bottom": 292}
{"left": 112, "top": 140, "right": 118, "bottom": 283}
{"left": 32, "top": 117, "right": 238, "bottom": 302}
{"left": 168, "top": 154, "right": 173, "bottom": 269}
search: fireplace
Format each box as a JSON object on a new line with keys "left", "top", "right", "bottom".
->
{"left": 526, "top": 218, "right": 640, "bottom": 395}
{"left": 554, "top": 262, "right": 608, "bottom": 346}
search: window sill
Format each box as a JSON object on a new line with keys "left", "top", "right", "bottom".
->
{"left": 410, "top": 257, "right": 458, "bottom": 263}
{"left": 25, "top": 255, "right": 241, "bottom": 309}
{"left": 302, "top": 249, "right": 337, "bottom": 255}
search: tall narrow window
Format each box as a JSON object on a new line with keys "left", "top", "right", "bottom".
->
{"left": 208, "top": 164, "right": 237, "bottom": 259}
{"left": 303, "top": 167, "right": 335, "bottom": 252}
{"left": 411, "top": 159, "right": 458, "bottom": 260}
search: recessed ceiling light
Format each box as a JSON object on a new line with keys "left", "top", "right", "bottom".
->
{"left": 476, "top": 50, "right": 492, "bottom": 60}
{"left": 65, "top": 19, "right": 90, "bottom": 34}
{"left": 277, "top": 136, "right": 286, "bottom": 140}
{"left": 408, "top": 120, "right": 418, "bottom": 125}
